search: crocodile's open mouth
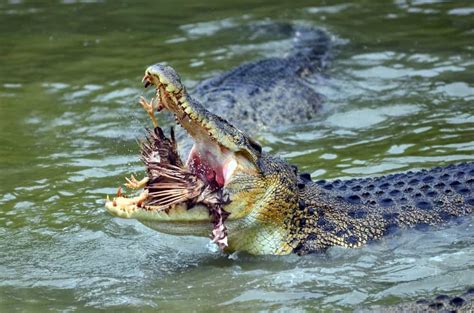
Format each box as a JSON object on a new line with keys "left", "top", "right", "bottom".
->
{"left": 105, "top": 63, "right": 262, "bottom": 246}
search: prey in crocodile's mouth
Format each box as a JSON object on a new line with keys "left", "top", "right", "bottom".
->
{"left": 140, "top": 67, "right": 240, "bottom": 194}
{"left": 105, "top": 64, "right": 259, "bottom": 249}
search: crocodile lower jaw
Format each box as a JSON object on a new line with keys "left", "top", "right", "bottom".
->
{"left": 105, "top": 191, "right": 210, "bottom": 221}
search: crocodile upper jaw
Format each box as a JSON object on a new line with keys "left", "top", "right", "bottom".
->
{"left": 106, "top": 64, "right": 261, "bottom": 229}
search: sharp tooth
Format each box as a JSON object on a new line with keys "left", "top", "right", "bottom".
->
{"left": 184, "top": 106, "right": 192, "bottom": 115}
{"left": 166, "top": 84, "right": 175, "bottom": 93}
{"left": 168, "top": 93, "right": 179, "bottom": 105}
{"left": 159, "top": 76, "right": 169, "bottom": 85}
{"left": 179, "top": 96, "right": 186, "bottom": 103}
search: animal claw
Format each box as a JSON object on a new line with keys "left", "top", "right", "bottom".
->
{"left": 139, "top": 96, "right": 159, "bottom": 128}
{"left": 124, "top": 175, "right": 149, "bottom": 190}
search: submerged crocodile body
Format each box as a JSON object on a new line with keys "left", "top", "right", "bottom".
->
{"left": 193, "top": 24, "right": 331, "bottom": 131}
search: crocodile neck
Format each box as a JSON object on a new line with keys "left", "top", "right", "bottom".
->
{"left": 286, "top": 163, "right": 473, "bottom": 255}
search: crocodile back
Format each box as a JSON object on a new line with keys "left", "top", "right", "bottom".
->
{"left": 314, "top": 163, "right": 473, "bottom": 215}
{"left": 293, "top": 163, "right": 473, "bottom": 254}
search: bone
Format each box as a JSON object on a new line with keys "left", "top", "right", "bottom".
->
{"left": 209, "top": 199, "right": 230, "bottom": 249}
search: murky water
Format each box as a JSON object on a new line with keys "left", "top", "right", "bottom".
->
{"left": 1, "top": 0, "right": 473, "bottom": 311}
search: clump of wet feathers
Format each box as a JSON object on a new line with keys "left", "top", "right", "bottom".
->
{"left": 140, "top": 127, "right": 182, "bottom": 170}
{"left": 140, "top": 127, "right": 196, "bottom": 207}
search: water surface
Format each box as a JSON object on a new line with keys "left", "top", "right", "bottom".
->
{"left": 1, "top": 0, "right": 473, "bottom": 311}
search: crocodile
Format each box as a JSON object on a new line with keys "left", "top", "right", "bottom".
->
{"left": 105, "top": 63, "right": 473, "bottom": 256}
{"left": 358, "top": 288, "right": 474, "bottom": 313}
{"left": 102, "top": 25, "right": 474, "bottom": 312}
{"left": 192, "top": 24, "right": 331, "bottom": 132}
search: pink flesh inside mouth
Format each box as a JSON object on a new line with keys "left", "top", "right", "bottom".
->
{"left": 185, "top": 144, "right": 233, "bottom": 189}
{"left": 186, "top": 145, "right": 232, "bottom": 250}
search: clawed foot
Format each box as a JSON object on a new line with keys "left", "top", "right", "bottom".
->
{"left": 125, "top": 174, "right": 149, "bottom": 190}
{"left": 139, "top": 96, "right": 158, "bottom": 128}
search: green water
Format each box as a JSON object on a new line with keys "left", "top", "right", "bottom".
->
{"left": 1, "top": 0, "right": 473, "bottom": 311}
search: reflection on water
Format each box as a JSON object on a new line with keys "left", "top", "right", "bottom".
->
{"left": 0, "top": 0, "right": 473, "bottom": 311}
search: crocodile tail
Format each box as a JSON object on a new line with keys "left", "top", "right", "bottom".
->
{"left": 289, "top": 25, "right": 333, "bottom": 70}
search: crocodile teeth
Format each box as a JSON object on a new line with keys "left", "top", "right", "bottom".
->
{"left": 184, "top": 106, "right": 193, "bottom": 115}
{"left": 168, "top": 93, "right": 179, "bottom": 105}
{"left": 166, "top": 84, "right": 175, "bottom": 93}
{"left": 159, "top": 76, "right": 169, "bottom": 85}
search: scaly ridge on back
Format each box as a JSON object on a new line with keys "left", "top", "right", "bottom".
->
{"left": 291, "top": 163, "right": 473, "bottom": 254}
